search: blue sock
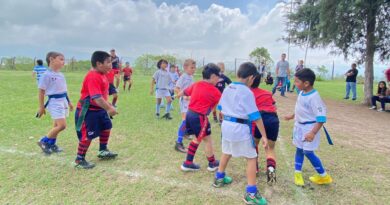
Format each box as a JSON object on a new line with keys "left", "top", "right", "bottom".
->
{"left": 156, "top": 103, "right": 161, "bottom": 114}
{"left": 303, "top": 150, "right": 325, "bottom": 175}
{"left": 176, "top": 120, "right": 186, "bottom": 143}
{"left": 166, "top": 102, "right": 172, "bottom": 113}
{"left": 47, "top": 138, "right": 56, "bottom": 146}
{"left": 40, "top": 136, "right": 49, "bottom": 143}
{"left": 246, "top": 185, "right": 257, "bottom": 195}
{"left": 216, "top": 171, "right": 225, "bottom": 179}
{"left": 295, "top": 148, "right": 304, "bottom": 171}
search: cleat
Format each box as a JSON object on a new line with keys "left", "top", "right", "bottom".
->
{"left": 181, "top": 162, "right": 200, "bottom": 172}
{"left": 37, "top": 141, "right": 52, "bottom": 155}
{"left": 266, "top": 166, "right": 276, "bottom": 185}
{"left": 213, "top": 175, "right": 233, "bottom": 188}
{"left": 97, "top": 149, "right": 118, "bottom": 159}
{"left": 174, "top": 142, "right": 187, "bottom": 153}
{"left": 294, "top": 172, "right": 305, "bottom": 186}
{"left": 243, "top": 192, "right": 267, "bottom": 205}
{"left": 207, "top": 160, "right": 219, "bottom": 172}
{"left": 50, "top": 144, "right": 63, "bottom": 153}
{"left": 74, "top": 159, "right": 95, "bottom": 169}
{"left": 309, "top": 174, "right": 333, "bottom": 185}
{"left": 162, "top": 113, "right": 172, "bottom": 120}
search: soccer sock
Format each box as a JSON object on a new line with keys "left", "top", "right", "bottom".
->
{"left": 303, "top": 150, "right": 326, "bottom": 176}
{"left": 185, "top": 141, "right": 199, "bottom": 165}
{"left": 99, "top": 130, "right": 110, "bottom": 151}
{"left": 47, "top": 138, "right": 57, "bottom": 146}
{"left": 207, "top": 155, "right": 216, "bottom": 164}
{"left": 156, "top": 103, "right": 161, "bottom": 114}
{"left": 267, "top": 158, "right": 276, "bottom": 169}
{"left": 216, "top": 171, "right": 225, "bottom": 179}
{"left": 176, "top": 120, "right": 186, "bottom": 143}
{"left": 295, "top": 148, "right": 304, "bottom": 172}
{"left": 246, "top": 185, "right": 257, "bottom": 196}
{"left": 76, "top": 139, "right": 91, "bottom": 161}
{"left": 166, "top": 102, "right": 172, "bottom": 113}
{"left": 40, "top": 136, "right": 49, "bottom": 143}
{"left": 218, "top": 112, "right": 222, "bottom": 122}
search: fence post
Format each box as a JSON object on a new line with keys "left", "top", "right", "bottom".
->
{"left": 234, "top": 58, "right": 237, "bottom": 74}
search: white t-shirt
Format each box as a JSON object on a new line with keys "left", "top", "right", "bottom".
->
{"left": 294, "top": 89, "right": 327, "bottom": 125}
{"left": 176, "top": 73, "right": 193, "bottom": 101}
{"left": 38, "top": 70, "right": 68, "bottom": 96}
{"left": 153, "top": 69, "right": 172, "bottom": 90}
{"left": 218, "top": 82, "right": 261, "bottom": 142}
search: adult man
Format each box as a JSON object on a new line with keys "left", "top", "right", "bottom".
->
{"left": 344, "top": 63, "right": 359, "bottom": 101}
{"left": 272, "top": 53, "right": 290, "bottom": 97}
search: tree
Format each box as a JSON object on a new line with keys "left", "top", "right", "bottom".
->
{"left": 316, "top": 65, "right": 329, "bottom": 80}
{"left": 134, "top": 54, "right": 178, "bottom": 74}
{"left": 249, "top": 47, "right": 274, "bottom": 66}
{"left": 285, "top": 0, "right": 390, "bottom": 104}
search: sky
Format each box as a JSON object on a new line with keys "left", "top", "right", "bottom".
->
{"left": 0, "top": 0, "right": 388, "bottom": 77}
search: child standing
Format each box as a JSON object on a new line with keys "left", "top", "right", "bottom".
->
{"left": 74, "top": 51, "right": 118, "bottom": 169}
{"left": 179, "top": 63, "right": 221, "bottom": 171}
{"left": 106, "top": 68, "right": 118, "bottom": 107}
{"left": 284, "top": 68, "right": 333, "bottom": 186}
{"left": 122, "top": 62, "right": 133, "bottom": 92}
{"left": 37, "top": 52, "right": 73, "bottom": 154}
{"left": 212, "top": 62, "right": 232, "bottom": 123}
{"left": 150, "top": 59, "right": 173, "bottom": 120}
{"left": 213, "top": 62, "right": 268, "bottom": 205}
{"left": 169, "top": 64, "right": 180, "bottom": 110}
{"left": 250, "top": 74, "right": 279, "bottom": 185}
{"left": 32, "top": 59, "right": 47, "bottom": 86}
{"left": 174, "top": 59, "right": 196, "bottom": 153}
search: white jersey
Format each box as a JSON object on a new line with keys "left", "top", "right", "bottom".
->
{"left": 38, "top": 69, "right": 68, "bottom": 96}
{"left": 153, "top": 69, "right": 172, "bottom": 90}
{"left": 294, "top": 89, "right": 327, "bottom": 125}
{"left": 218, "top": 82, "right": 261, "bottom": 142}
{"left": 176, "top": 73, "right": 194, "bottom": 113}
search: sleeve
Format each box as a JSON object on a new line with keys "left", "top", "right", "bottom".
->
{"left": 87, "top": 76, "right": 104, "bottom": 99}
{"left": 242, "top": 90, "right": 261, "bottom": 121}
{"left": 152, "top": 71, "right": 159, "bottom": 81}
{"left": 311, "top": 94, "right": 327, "bottom": 123}
{"left": 176, "top": 76, "right": 184, "bottom": 89}
{"left": 183, "top": 83, "right": 194, "bottom": 96}
{"left": 225, "top": 76, "right": 232, "bottom": 84}
{"left": 38, "top": 73, "right": 48, "bottom": 90}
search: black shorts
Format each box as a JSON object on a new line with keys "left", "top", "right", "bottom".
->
{"left": 75, "top": 109, "right": 112, "bottom": 140}
{"left": 252, "top": 112, "right": 279, "bottom": 141}
{"left": 186, "top": 110, "right": 211, "bottom": 139}
{"left": 109, "top": 83, "right": 117, "bottom": 95}
{"left": 124, "top": 76, "right": 130, "bottom": 81}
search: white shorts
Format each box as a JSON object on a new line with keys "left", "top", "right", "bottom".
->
{"left": 155, "top": 89, "right": 171, "bottom": 98}
{"left": 47, "top": 98, "right": 69, "bottom": 120}
{"left": 179, "top": 98, "right": 189, "bottom": 113}
{"left": 222, "top": 138, "right": 257, "bottom": 159}
{"left": 293, "top": 123, "right": 321, "bottom": 151}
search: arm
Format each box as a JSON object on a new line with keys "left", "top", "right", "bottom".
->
{"left": 93, "top": 97, "right": 117, "bottom": 116}
{"left": 37, "top": 89, "right": 46, "bottom": 118}
{"left": 150, "top": 79, "right": 156, "bottom": 95}
{"left": 275, "top": 66, "right": 279, "bottom": 76}
{"left": 304, "top": 122, "right": 324, "bottom": 142}
{"left": 284, "top": 113, "right": 295, "bottom": 121}
{"left": 32, "top": 71, "right": 36, "bottom": 79}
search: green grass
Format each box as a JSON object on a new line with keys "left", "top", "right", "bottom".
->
{"left": 0, "top": 70, "right": 388, "bottom": 205}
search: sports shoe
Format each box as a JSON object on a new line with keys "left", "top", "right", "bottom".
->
{"left": 156, "top": 113, "right": 160, "bottom": 119}
{"left": 369, "top": 106, "right": 377, "bottom": 110}
{"left": 174, "top": 142, "right": 187, "bottom": 153}
{"left": 343, "top": 97, "right": 349, "bottom": 100}
{"left": 162, "top": 113, "right": 172, "bottom": 120}
{"left": 377, "top": 108, "right": 385, "bottom": 112}
{"left": 266, "top": 166, "right": 276, "bottom": 185}
{"left": 207, "top": 160, "right": 220, "bottom": 172}
{"left": 37, "top": 141, "right": 52, "bottom": 154}
{"left": 97, "top": 149, "right": 118, "bottom": 159}
{"left": 50, "top": 144, "right": 63, "bottom": 153}
{"left": 294, "top": 172, "right": 304, "bottom": 186}
{"left": 74, "top": 159, "right": 95, "bottom": 169}
{"left": 181, "top": 162, "right": 200, "bottom": 171}
{"left": 352, "top": 98, "right": 356, "bottom": 101}
{"left": 243, "top": 192, "right": 267, "bottom": 205}
{"left": 212, "top": 175, "right": 233, "bottom": 188}
{"left": 309, "top": 173, "right": 333, "bottom": 185}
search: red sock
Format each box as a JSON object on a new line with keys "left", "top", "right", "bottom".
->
{"left": 267, "top": 158, "right": 276, "bottom": 169}
{"left": 207, "top": 155, "right": 215, "bottom": 163}
{"left": 77, "top": 139, "right": 91, "bottom": 160}
{"left": 185, "top": 141, "right": 199, "bottom": 165}
{"left": 99, "top": 130, "right": 110, "bottom": 151}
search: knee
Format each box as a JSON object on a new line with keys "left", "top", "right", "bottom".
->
{"left": 57, "top": 124, "right": 67, "bottom": 131}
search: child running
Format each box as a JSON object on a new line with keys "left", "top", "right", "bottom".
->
{"left": 32, "top": 59, "right": 47, "bottom": 86}
{"left": 179, "top": 63, "right": 221, "bottom": 171}
{"left": 106, "top": 68, "right": 118, "bottom": 107}
{"left": 74, "top": 51, "right": 118, "bottom": 169}
{"left": 122, "top": 62, "right": 133, "bottom": 92}
{"left": 174, "top": 59, "right": 196, "bottom": 153}
{"left": 213, "top": 62, "right": 268, "bottom": 205}
{"left": 37, "top": 52, "right": 73, "bottom": 154}
{"left": 284, "top": 68, "right": 333, "bottom": 186}
{"left": 212, "top": 62, "right": 231, "bottom": 123}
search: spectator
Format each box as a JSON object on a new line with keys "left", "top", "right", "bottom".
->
{"left": 369, "top": 81, "right": 390, "bottom": 112}
{"left": 344, "top": 63, "right": 358, "bottom": 101}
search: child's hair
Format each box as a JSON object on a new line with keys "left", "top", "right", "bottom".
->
{"left": 251, "top": 74, "right": 261, "bottom": 88}
{"left": 237, "top": 62, "right": 258, "bottom": 79}
{"left": 378, "top": 81, "right": 387, "bottom": 95}
{"left": 91, "top": 51, "right": 111, "bottom": 68}
{"left": 36, "top": 59, "right": 43, "bottom": 66}
{"left": 157, "top": 59, "right": 168, "bottom": 69}
{"left": 184, "top": 59, "right": 195, "bottom": 67}
{"left": 46, "top": 51, "right": 64, "bottom": 65}
{"left": 125, "top": 61, "right": 130, "bottom": 65}
{"left": 295, "top": 68, "right": 316, "bottom": 86}
{"left": 202, "top": 63, "right": 220, "bottom": 79}
{"left": 170, "top": 64, "right": 176, "bottom": 69}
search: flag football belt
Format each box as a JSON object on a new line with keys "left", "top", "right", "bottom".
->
{"left": 298, "top": 121, "right": 333, "bottom": 145}
{"left": 75, "top": 97, "right": 91, "bottom": 132}
{"left": 44, "top": 93, "right": 69, "bottom": 108}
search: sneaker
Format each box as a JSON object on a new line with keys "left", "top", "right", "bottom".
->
{"left": 309, "top": 174, "right": 333, "bottom": 185}
{"left": 74, "top": 159, "right": 95, "bottom": 169}
{"left": 369, "top": 106, "right": 377, "bottom": 110}
{"left": 377, "top": 108, "right": 385, "bottom": 112}
{"left": 162, "top": 113, "right": 172, "bottom": 120}
{"left": 50, "top": 144, "right": 63, "bottom": 153}
{"left": 212, "top": 175, "right": 233, "bottom": 188}
{"left": 181, "top": 162, "right": 200, "bottom": 172}
{"left": 213, "top": 116, "right": 218, "bottom": 123}
{"left": 97, "top": 149, "right": 118, "bottom": 159}
{"left": 174, "top": 142, "right": 187, "bottom": 153}
{"left": 352, "top": 98, "right": 356, "bottom": 101}
{"left": 156, "top": 113, "right": 160, "bottom": 119}
{"left": 343, "top": 97, "right": 349, "bottom": 100}
{"left": 243, "top": 192, "right": 267, "bottom": 205}
{"left": 207, "top": 160, "right": 220, "bottom": 172}
{"left": 37, "top": 141, "right": 52, "bottom": 154}
{"left": 294, "top": 172, "right": 304, "bottom": 186}
{"left": 266, "top": 166, "right": 276, "bottom": 185}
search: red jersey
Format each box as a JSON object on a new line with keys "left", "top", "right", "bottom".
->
{"left": 251, "top": 88, "right": 277, "bottom": 113}
{"left": 106, "top": 69, "right": 115, "bottom": 84}
{"left": 122, "top": 67, "right": 133, "bottom": 77}
{"left": 386, "top": 68, "right": 390, "bottom": 82}
{"left": 184, "top": 81, "right": 221, "bottom": 115}
{"left": 77, "top": 70, "right": 109, "bottom": 110}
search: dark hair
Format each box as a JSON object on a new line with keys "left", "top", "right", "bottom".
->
{"left": 157, "top": 59, "right": 168, "bottom": 69}
{"left": 378, "top": 81, "right": 387, "bottom": 95}
{"left": 251, "top": 74, "right": 262, "bottom": 88}
{"left": 91, "top": 51, "right": 111, "bottom": 68}
{"left": 36, "top": 59, "right": 43, "bottom": 66}
{"left": 295, "top": 68, "right": 316, "bottom": 86}
{"left": 237, "top": 62, "right": 258, "bottom": 79}
{"left": 202, "top": 63, "right": 220, "bottom": 79}
{"left": 46, "top": 51, "right": 63, "bottom": 65}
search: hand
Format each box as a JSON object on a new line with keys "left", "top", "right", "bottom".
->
{"left": 107, "top": 107, "right": 118, "bottom": 117}
{"left": 261, "top": 136, "right": 268, "bottom": 149}
{"left": 304, "top": 131, "right": 315, "bottom": 142}
{"left": 37, "top": 107, "right": 46, "bottom": 118}
{"left": 150, "top": 89, "right": 154, "bottom": 96}
{"left": 68, "top": 103, "right": 74, "bottom": 112}
{"left": 284, "top": 114, "right": 294, "bottom": 121}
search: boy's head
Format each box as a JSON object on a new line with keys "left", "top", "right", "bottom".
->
{"left": 91, "top": 51, "right": 112, "bottom": 74}
{"left": 46, "top": 51, "right": 64, "bottom": 70}
{"left": 169, "top": 64, "right": 176, "bottom": 72}
{"left": 281, "top": 53, "right": 286, "bottom": 60}
{"left": 202, "top": 63, "right": 220, "bottom": 85}
{"left": 237, "top": 62, "right": 258, "bottom": 87}
{"left": 299, "top": 60, "right": 304, "bottom": 65}
{"left": 110, "top": 49, "right": 116, "bottom": 56}
{"left": 351, "top": 63, "right": 357, "bottom": 69}
{"left": 37, "top": 59, "right": 43, "bottom": 66}
{"left": 125, "top": 61, "right": 130, "bottom": 67}
{"left": 183, "top": 59, "right": 196, "bottom": 75}
{"left": 294, "top": 68, "right": 316, "bottom": 90}
{"left": 217, "top": 62, "right": 225, "bottom": 74}
{"left": 157, "top": 59, "right": 168, "bottom": 70}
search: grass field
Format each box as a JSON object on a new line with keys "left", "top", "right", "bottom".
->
{"left": 0, "top": 70, "right": 389, "bottom": 205}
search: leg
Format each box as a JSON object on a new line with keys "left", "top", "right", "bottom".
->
{"left": 111, "top": 93, "right": 118, "bottom": 107}
{"left": 174, "top": 112, "right": 187, "bottom": 153}
{"left": 271, "top": 77, "right": 280, "bottom": 94}
{"left": 213, "top": 153, "right": 233, "bottom": 187}
{"left": 74, "top": 122, "right": 95, "bottom": 169}
{"left": 115, "top": 74, "right": 120, "bottom": 88}
{"left": 123, "top": 80, "right": 127, "bottom": 91}
{"left": 156, "top": 98, "right": 162, "bottom": 116}
{"left": 97, "top": 129, "right": 118, "bottom": 159}
{"left": 244, "top": 158, "right": 267, "bottom": 204}
{"left": 128, "top": 79, "right": 132, "bottom": 90}
{"left": 345, "top": 82, "right": 351, "bottom": 98}
{"left": 165, "top": 96, "right": 172, "bottom": 114}
{"left": 181, "top": 138, "right": 201, "bottom": 171}
{"left": 280, "top": 77, "right": 286, "bottom": 96}
{"left": 303, "top": 150, "right": 325, "bottom": 175}
{"left": 47, "top": 118, "right": 67, "bottom": 141}
{"left": 351, "top": 82, "right": 357, "bottom": 100}
{"left": 294, "top": 147, "right": 305, "bottom": 186}
{"left": 212, "top": 107, "right": 217, "bottom": 122}
{"left": 371, "top": 96, "right": 379, "bottom": 107}
{"left": 247, "top": 158, "right": 257, "bottom": 186}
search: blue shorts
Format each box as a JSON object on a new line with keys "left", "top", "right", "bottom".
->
{"left": 186, "top": 110, "right": 211, "bottom": 139}
{"left": 75, "top": 108, "right": 112, "bottom": 140}
{"left": 109, "top": 83, "right": 117, "bottom": 95}
{"left": 252, "top": 112, "right": 279, "bottom": 141}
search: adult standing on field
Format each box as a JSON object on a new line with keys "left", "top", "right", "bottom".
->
{"left": 110, "top": 49, "right": 121, "bottom": 88}
{"left": 272, "top": 53, "right": 290, "bottom": 97}
{"left": 344, "top": 63, "right": 359, "bottom": 101}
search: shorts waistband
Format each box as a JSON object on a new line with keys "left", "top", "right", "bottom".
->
{"left": 223, "top": 115, "right": 249, "bottom": 124}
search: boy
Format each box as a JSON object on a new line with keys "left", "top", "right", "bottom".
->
{"left": 213, "top": 62, "right": 268, "bottom": 205}
{"left": 174, "top": 59, "right": 196, "bottom": 153}
{"left": 32, "top": 59, "right": 47, "bottom": 85}
{"left": 74, "top": 51, "right": 118, "bottom": 169}
{"left": 122, "top": 62, "right": 133, "bottom": 91}
{"left": 285, "top": 68, "right": 333, "bottom": 186}
{"left": 212, "top": 62, "right": 231, "bottom": 123}
{"left": 107, "top": 68, "right": 118, "bottom": 107}
{"left": 110, "top": 49, "right": 121, "bottom": 88}
{"left": 150, "top": 59, "right": 173, "bottom": 120}
{"left": 169, "top": 64, "right": 179, "bottom": 110}
{"left": 178, "top": 63, "right": 221, "bottom": 171}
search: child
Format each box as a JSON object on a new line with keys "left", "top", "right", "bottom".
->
{"left": 174, "top": 59, "right": 196, "bottom": 153}
{"left": 110, "top": 49, "right": 121, "bottom": 88}
{"left": 37, "top": 52, "right": 73, "bottom": 154}
{"left": 178, "top": 63, "right": 221, "bottom": 171}
{"left": 150, "top": 59, "right": 173, "bottom": 120}
{"left": 369, "top": 81, "right": 389, "bottom": 112}
{"left": 265, "top": 72, "right": 273, "bottom": 85}
{"left": 122, "top": 62, "right": 133, "bottom": 91}
{"left": 213, "top": 62, "right": 268, "bottom": 205}
{"left": 250, "top": 74, "right": 280, "bottom": 185}
{"left": 32, "top": 59, "right": 47, "bottom": 86}
{"left": 169, "top": 64, "right": 180, "bottom": 110}
{"left": 212, "top": 62, "right": 232, "bottom": 123}
{"left": 106, "top": 68, "right": 118, "bottom": 107}
{"left": 74, "top": 51, "right": 119, "bottom": 169}
{"left": 284, "top": 68, "right": 333, "bottom": 186}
